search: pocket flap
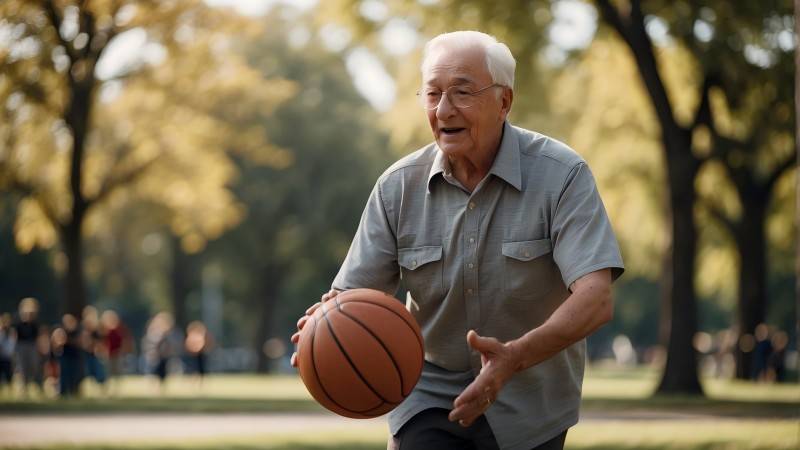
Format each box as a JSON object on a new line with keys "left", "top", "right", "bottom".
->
{"left": 502, "top": 239, "right": 552, "bottom": 262}
{"left": 398, "top": 246, "right": 443, "bottom": 270}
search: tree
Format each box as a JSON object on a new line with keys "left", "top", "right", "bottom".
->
{"left": 200, "top": 12, "right": 393, "bottom": 370}
{"left": 795, "top": 0, "right": 800, "bottom": 356}
{"left": 0, "top": 1, "right": 292, "bottom": 316}
{"left": 617, "top": 0, "right": 795, "bottom": 381}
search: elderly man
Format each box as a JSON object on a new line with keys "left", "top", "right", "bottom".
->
{"left": 292, "top": 30, "right": 624, "bottom": 450}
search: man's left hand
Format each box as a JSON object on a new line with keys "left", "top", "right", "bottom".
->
{"left": 449, "top": 330, "right": 519, "bottom": 427}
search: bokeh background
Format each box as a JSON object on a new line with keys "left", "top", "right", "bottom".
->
{"left": 0, "top": 1, "right": 797, "bottom": 449}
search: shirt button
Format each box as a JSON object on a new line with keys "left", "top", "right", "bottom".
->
{"left": 469, "top": 237, "right": 475, "bottom": 244}
{"left": 468, "top": 263, "right": 474, "bottom": 269}
{"left": 467, "top": 288, "right": 473, "bottom": 295}
{"left": 524, "top": 251, "right": 530, "bottom": 258}
{"left": 468, "top": 202, "right": 476, "bottom": 210}
{"left": 412, "top": 260, "right": 417, "bottom": 268}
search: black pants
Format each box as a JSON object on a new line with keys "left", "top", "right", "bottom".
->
{"left": 388, "top": 408, "right": 568, "bottom": 450}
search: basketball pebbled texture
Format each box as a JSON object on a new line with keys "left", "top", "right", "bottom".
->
{"left": 297, "top": 288, "right": 424, "bottom": 418}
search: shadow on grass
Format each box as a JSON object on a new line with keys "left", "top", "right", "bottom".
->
{"left": 581, "top": 395, "right": 799, "bottom": 418}
{"left": 0, "top": 397, "right": 325, "bottom": 414}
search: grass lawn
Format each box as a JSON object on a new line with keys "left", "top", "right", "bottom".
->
{"left": 1, "top": 366, "right": 797, "bottom": 449}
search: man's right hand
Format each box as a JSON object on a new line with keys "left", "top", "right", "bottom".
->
{"left": 290, "top": 289, "right": 340, "bottom": 368}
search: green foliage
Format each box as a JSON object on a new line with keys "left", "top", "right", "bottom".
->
{"left": 199, "top": 12, "right": 394, "bottom": 348}
{"left": 0, "top": 195, "right": 60, "bottom": 321}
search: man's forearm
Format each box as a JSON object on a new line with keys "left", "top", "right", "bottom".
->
{"left": 508, "top": 269, "right": 613, "bottom": 372}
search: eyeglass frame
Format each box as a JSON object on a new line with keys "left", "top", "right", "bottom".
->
{"left": 416, "top": 83, "right": 504, "bottom": 110}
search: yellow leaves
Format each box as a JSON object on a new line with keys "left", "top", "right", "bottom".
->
{"left": 767, "top": 169, "right": 795, "bottom": 253}
{"left": 658, "top": 44, "right": 701, "bottom": 127}
{"left": 691, "top": 125, "right": 712, "bottom": 159}
{"left": 553, "top": 36, "right": 667, "bottom": 279}
{"left": 14, "top": 197, "right": 57, "bottom": 253}
{"left": 378, "top": 48, "right": 431, "bottom": 154}
{"left": 1, "top": 0, "right": 299, "bottom": 261}
{"left": 695, "top": 161, "right": 741, "bottom": 221}
{"left": 695, "top": 242, "right": 737, "bottom": 305}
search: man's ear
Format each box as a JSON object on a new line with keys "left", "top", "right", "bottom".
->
{"left": 501, "top": 88, "right": 513, "bottom": 119}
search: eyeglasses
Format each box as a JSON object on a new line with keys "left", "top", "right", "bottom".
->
{"left": 416, "top": 83, "right": 503, "bottom": 110}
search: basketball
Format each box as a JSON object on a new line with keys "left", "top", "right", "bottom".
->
{"left": 297, "top": 288, "right": 424, "bottom": 418}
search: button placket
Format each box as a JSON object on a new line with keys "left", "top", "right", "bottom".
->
{"left": 463, "top": 196, "right": 481, "bottom": 345}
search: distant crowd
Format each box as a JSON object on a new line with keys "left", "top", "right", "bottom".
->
{"left": 0, "top": 298, "right": 213, "bottom": 397}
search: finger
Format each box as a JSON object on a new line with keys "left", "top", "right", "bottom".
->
{"left": 467, "top": 329, "right": 500, "bottom": 354}
{"left": 449, "top": 405, "right": 480, "bottom": 426}
{"left": 296, "top": 315, "right": 309, "bottom": 331}
{"left": 290, "top": 352, "right": 298, "bottom": 367}
{"left": 306, "top": 302, "right": 322, "bottom": 315}
{"left": 458, "top": 417, "right": 477, "bottom": 427}
{"left": 291, "top": 332, "right": 300, "bottom": 344}
{"left": 320, "top": 289, "right": 340, "bottom": 302}
{"left": 453, "top": 375, "right": 491, "bottom": 407}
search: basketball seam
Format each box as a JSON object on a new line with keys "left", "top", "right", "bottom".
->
{"left": 320, "top": 302, "right": 393, "bottom": 406}
{"left": 335, "top": 297, "right": 406, "bottom": 399}
{"left": 311, "top": 313, "right": 380, "bottom": 415}
{"left": 338, "top": 298, "right": 424, "bottom": 358}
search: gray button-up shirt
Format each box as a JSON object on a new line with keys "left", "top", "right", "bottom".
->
{"left": 332, "top": 122, "right": 624, "bottom": 450}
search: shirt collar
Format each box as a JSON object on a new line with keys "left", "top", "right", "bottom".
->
{"left": 488, "top": 122, "right": 522, "bottom": 191}
{"left": 427, "top": 121, "right": 522, "bottom": 193}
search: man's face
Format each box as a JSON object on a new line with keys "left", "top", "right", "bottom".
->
{"left": 422, "top": 45, "right": 510, "bottom": 160}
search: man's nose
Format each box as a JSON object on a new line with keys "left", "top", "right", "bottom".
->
{"left": 435, "top": 93, "right": 457, "bottom": 119}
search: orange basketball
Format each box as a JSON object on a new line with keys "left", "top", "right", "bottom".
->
{"left": 297, "top": 288, "right": 424, "bottom": 418}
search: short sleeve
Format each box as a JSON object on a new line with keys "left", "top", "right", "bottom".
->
{"left": 551, "top": 162, "right": 624, "bottom": 288}
{"left": 332, "top": 180, "right": 401, "bottom": 294}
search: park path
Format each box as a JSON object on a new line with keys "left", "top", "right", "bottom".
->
{"left": 0, "top": 412, "right": 385, "bottom": 446}
{"left": 0, "top": 410, "right": 745, "bottom": 446}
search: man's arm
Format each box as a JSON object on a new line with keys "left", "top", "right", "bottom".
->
{"left": 448, "top": 268, "right": 613, "bottom": 426}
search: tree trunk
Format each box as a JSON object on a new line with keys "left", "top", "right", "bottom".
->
{"left": 170, "top": 235, "right": 192, "bottom": 331}
{"left": 594, "top": 0, "right": 705, "bottom": 395}
{"left": 733, "top": 199, "right": 768, "bottom": 379}
{"left": 656, "top": 142, "right": 704, "bottom": 395}
{"left": 794, "top": 0, "right": 800, "bottom": 381}
{"left": 62, "top": 219, "right": 87, "bottom": 317}
{"left": 62, "top": 77, "right": 93, "bottom": 317}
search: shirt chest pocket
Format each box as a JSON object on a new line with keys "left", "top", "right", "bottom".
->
{"left": 501, "top": 239, "right": 555, "bottom": 300}
{"left": 398, "top": 245, "right": 444, "bottom": 303}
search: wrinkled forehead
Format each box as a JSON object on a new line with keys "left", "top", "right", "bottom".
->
{"left": 422, "top": 45, "right": 491, "bottom": 86}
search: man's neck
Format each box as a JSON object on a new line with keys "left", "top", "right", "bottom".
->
{"left": 448, "top": 125, "right": 504, "bottom": 192}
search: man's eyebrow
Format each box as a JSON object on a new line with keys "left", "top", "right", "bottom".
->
{"left": 451, "top": 77, "right": 475, "bottom": 85}
{"left": 423, "top": 76, "right": 476, "bottom": 87}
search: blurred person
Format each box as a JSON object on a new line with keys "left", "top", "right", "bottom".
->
{"left": 101, "top": 310, "right": 132, "bottom": 388}
{"left": 185, "top": 321, "right": 214, "bottom": 385}
{"left": 767, "top": 330, "right": 788, "bottom": 383}
{"left": 13, "top": 298, "right": 43, "bottom": 396}
{"left": 58, "top": 314, "right": 84, "bottom": 397}
{"left": 49, "top": 326, "right": 66, "bottom": 393}
{"left": 142, "top": 312, "right": 178, "bottom": 392}
{"left": 43, "top": 326, "right": 62, "bottom": 395}
{"left": 712, "top": 328, "right": 737, "bottom": 379}
{"left": 752, "top": 323, "right": 773, "bottom": 381}
{"left": 0, "top": 313, "right": 15, "bottom": 394}
{"left": 35, "top": 324, "right": 53, "bottom": 396}
{"left": 81, "top": 306, "right": 107, "bottom": 390}
{"left": 291, "top": 31, "right": 624, "bottom": 450}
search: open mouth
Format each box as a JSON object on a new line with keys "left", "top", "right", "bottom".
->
{"left": 441, "top": 127, "right": 465, "bottom": 135}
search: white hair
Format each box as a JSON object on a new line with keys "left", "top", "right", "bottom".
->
{"left": 421, "top": 31, "right": 516, "bottom": 90}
